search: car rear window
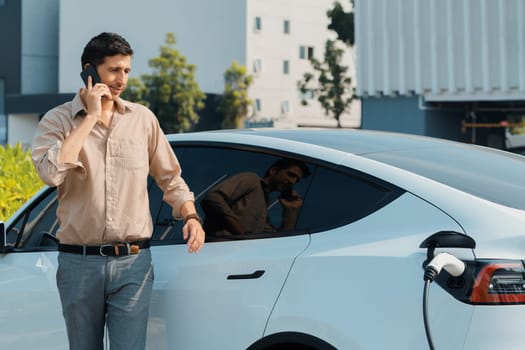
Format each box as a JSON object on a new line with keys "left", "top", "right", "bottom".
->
{"left": 365, "top": 147, "right": 525, "bottom": 210}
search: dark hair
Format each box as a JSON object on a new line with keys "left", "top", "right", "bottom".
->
{"left": 81, "top": 32, "right": 133, "bottom": 68}
{"left": 266, "top": 158, "right": 311, "bottom": 178}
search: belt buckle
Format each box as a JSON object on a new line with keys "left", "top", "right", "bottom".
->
{"left": 100, "top": 243, "right": 134, "bottom": 256}
{"left": 99, "top": 244, "right": 113, "bottom": 256}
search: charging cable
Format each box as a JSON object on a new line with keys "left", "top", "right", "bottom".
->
{"left": 423, "top": 252, "right": 466, "bottom": 350}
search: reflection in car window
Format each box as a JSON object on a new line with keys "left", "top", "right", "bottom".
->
{"left": 150, "top": 146, "right": 284, "bottom": 242}
{"left": 296, "top": 167, "right": 401, "bottom": 232}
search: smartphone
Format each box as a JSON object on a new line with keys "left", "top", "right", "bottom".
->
{"left": 80, "top": 64, "right": 101, "bottom": 86}
{"left": 280, "top": 183, "right": 295, "bottom": 200}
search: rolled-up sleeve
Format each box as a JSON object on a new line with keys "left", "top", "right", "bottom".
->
{"left": 31, "top": 111, "right": 84, "bottom": 187}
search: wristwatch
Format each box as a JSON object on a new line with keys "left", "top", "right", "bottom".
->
{"left": 183, "top": 213, "right": 202, "bottom": 225}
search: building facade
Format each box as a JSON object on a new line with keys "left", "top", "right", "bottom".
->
{"left": 355, "top": 0, "right": 525, "bottom": 150}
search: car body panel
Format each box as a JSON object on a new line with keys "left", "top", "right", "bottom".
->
{"left": 0, "top": 251, "right": 67, "bottom": 349}
{"left": 147, "top": 235, "right": 309, "bottom": 349}
{"left": 462, "top": 306, "right": 525, "bottom": 349}
{"left": 264, "top": 192, "right": 475, "bottom": 349}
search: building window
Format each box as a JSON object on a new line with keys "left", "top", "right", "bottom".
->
{"left": 253, "top": 57, "right": 264, "bottom": 74}
{"left": 281, "top": 100, "right": 290, "bottom": 115}
{"left": 255, "top": 99, "right": 262, "bottom": 112}
{"left": 0, "top": 79, "right": 6, "bottom": 145}
{"left": 307, "top": 47, "right": 314, "bottom": 59}
{"left": 284, "top": 20, "right": 290, "bottom": 34}
{"left": 299, "top": 46, "right": 305, "bottom": 59}
{"left": 283, "top": 60, "right": 290, "bottom": 75}
{"left": 255, "top": 16, "right": 262, "bottom": 32}
{"left": 299, "top": 46, "right": 314, "bottom": 60}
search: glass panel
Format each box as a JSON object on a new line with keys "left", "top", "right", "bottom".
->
{"left": 0, "top": 79, "right": 6, "bottom": 144}
{"left": 284, "top": 19, "right": 290, "bottom": 34}
{"left": 7, "top": 188, "right": 59, "bottom": 250}
{"left": 151, "top": 146, "right": 314, "bottom": 242}
{"left": 151, "top": 146, "right": 283, "bottom": 242}
{"left": 299, "top": 46, "right": 306, "bottom": 59}
{"left": 307, "top": 46, "right": 314, "bottom": 59}
{"left": 283, "top": 60, "right": 289, "bottom": 74}
{"left": 367, "top": 147, "right": 525, "bottom": 210}
{"left": 296, "top": 167, "right": 397, "bottom": 232}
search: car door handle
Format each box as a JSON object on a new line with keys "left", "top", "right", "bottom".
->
{"left": 227, "top": 270, "right": 265, "bottom": 280}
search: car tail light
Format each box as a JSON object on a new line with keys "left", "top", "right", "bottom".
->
{"left": 436, "top": 259, "right": 525, "bottom": 305}
{"left": 469, "top": 261, "right": 525, "bottom": 304}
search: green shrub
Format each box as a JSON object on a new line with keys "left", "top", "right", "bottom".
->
{"left": 0, "top": 143, "right": 44, "bottom": 221}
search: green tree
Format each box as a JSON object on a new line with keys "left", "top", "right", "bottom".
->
{"left": 298, "top": 39, "right": 353, "bottom": 128}
{"left": 122, "top": 33, "right": 205, "bottom": 133}
{"left": 0, "top": 143, "right": 44, "bottom": 221}
{"left": 327, "top": 0, "right": 355, "bottom": 46}
{"left": 217, "top": 61, "right": 253, "bottom": 129}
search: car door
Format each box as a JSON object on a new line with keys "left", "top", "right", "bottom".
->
{"left": 0, "top": 187, "right": 67, "bottom": 350}
{"left": 145, "top": 145, "right": 312, "bottom": 350}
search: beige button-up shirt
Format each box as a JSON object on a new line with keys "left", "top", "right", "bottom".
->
{"left": 201, "top": 172, "right": 273, "bottom": 235}
{"left": 31, "top": 93, "right": 194, "bottom": 245}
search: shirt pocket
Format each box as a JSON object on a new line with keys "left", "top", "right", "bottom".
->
{"left": 110, "top": 138, "right": 148, "bottom": 170}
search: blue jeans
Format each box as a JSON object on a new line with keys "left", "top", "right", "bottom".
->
{"left": 57, "top": 249, "right": 154, "bottom": 350}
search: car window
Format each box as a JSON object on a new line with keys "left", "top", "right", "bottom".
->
{"left": 150, "top": 145, "right": 291, "bottom": 243}
{"left": 295, "top": 166, "right": 401, "bottom": 232}
{"left": 6, "top": 187, "right": 59, "bottom": 251}
{"left": 148, "top": 144, "right": 402, "bottom": 244}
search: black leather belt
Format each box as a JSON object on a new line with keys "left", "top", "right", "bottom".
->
{"left": 58, "top": 240, "right": 150, "bottom": 256}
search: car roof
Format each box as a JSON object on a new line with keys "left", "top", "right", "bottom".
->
{"left": 171, "top": 127, "right": 457, "bottom": 155}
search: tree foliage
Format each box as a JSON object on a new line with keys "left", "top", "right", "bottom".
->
{"left": 298, "top": 40, "right": 353, "bottom": 128}
{"left": 122, "top": 33, "right": 206, "bottom": 133}
{"left": 0, "top": 143, "right": 44, "bottom": 221}
{"left": 217, "top": 61, "right": 253, "bottom": 129}
{"left": 327, "top": 0, "right": 355, "bottom": 46}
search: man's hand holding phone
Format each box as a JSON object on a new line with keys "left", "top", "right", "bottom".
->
{"left": 279, "top": 183, "right": 303, "bottom": 210}
{"left": 79, "top": 64, "right": 112, "bottom": 122}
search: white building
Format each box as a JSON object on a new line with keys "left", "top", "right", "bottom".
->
{"left": 1, "top": 0, "right": 360, "bottom": 147}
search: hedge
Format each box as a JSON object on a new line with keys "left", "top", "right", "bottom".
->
{"left": 0, "top": 143, "right": 44, "bottom": 222}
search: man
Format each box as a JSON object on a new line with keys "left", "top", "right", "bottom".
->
{"left": 31, "top": 32, "right": 205, "bottom": 350}
{"left": 201, "top": 158, "right": 310, "bottom": 237}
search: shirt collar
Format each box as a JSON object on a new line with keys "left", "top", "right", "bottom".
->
{"left": 71, "top": 91, "right": 134, "bottom": 118}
